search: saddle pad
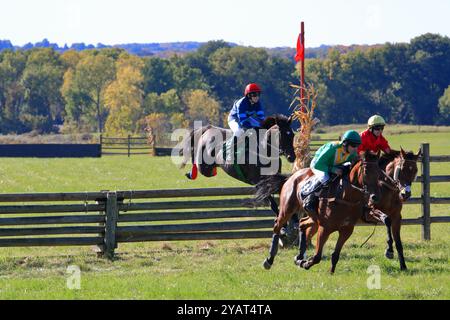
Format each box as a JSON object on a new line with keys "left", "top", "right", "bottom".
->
{"left": 300, "top": 175, "right": 321, "bottom": 200}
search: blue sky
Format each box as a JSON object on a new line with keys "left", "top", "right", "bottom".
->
{"left": 1, "top": 0, "right": 449, "bottom": 48}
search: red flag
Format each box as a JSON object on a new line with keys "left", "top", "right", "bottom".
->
{"left": 294, "top": 33, "right": 304, "bottom": 62}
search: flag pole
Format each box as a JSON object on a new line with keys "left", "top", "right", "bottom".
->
{"left": 300, "top": 21, "right": 305, "bottom": 111}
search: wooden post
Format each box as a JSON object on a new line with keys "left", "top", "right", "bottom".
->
{"left": 99, "top": 134, "right": 103, "bottom": 157}
{"left": 421, "top": 143, "right": 431, "bottom": 240}
{"left": 104, "top": 191, "right": 118, "bottom": 259}
{"left": 93, "top": 191, "right": 108, "bottom": 257}
{"left": 127, "top": 135, "right": 131, "bottom": 157}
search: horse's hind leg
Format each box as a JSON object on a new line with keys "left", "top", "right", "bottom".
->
{"left": 392, "top": 215, "right": 407, "bottom": 270}
{"left": 330, "top": 226, "right": 354, "bottom": 274}
{"left": 263, "top": 233, "right": 280, "bottom": 270}
{"left": 263, "top": 206, "right": 296, "bottom": 270}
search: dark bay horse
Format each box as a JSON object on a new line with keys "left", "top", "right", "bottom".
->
{"left": 255, "top": 151, "right": 383, "bottom": 273}
{"left": 179, "top": 114, "right": 296, "bottom": 185}
{"left": 376, "top": 148, "right": 421, "bottom": 270}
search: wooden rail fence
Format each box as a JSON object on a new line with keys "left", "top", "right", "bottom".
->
{"left": 0, "top": 143, "right": 448, "bottom": 258}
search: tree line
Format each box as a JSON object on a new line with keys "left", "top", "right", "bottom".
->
{"left": 0, "top": 33, "right": 449, "bottom": 140}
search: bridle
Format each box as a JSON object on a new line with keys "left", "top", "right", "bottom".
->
{"left": 382, "top": 157, "right": 418, "bottom": 195}
{"left": 357, "top": 159, "right": 382, "bottom": 198}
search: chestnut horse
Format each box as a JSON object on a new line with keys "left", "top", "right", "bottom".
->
{"left": 255, "top": 151, "right": 383, "bottom": 273}
{"left": 296, "top": 148, "right": 421, "bottom": 271}
{"left": 376, "top": 148, "right": 421, "bottom": 270}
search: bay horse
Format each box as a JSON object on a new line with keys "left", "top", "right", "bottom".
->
{"left": 255, "top": 150, "right": 383, "bottom": 273}
{"left": 376, "top": 148, "right": 421, "bottom": 270}
{"left": 179, "top": 114, "right": 296, "bottom": 186}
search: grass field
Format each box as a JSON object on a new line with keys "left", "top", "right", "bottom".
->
{"left": 0, "top": 130, "right": 448, "bottom": 299}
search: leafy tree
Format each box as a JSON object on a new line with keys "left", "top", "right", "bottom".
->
{"left": 142, "top": 57, "right": 174, "bottom": 94}
{"left": 438, "top": 85, "right": 450, "bottom": 124}
{"left": 62, "top": 52, "right": 115, "bottom": 132}
{"left": 20, "top": 48, "right": 64, "bottom": 132}
{"left": 184, "top": 89, "right": 220, "bottom": 126}
{"left": 104, "top": 53, "right": 145, "bottom": 135}
{"left": 0, "top": 50, "right": 27, "bottom": 132}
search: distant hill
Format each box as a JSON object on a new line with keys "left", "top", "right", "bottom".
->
{"left": 0, "top": 38, "right": 383, "bottom": 59}
{"left": 0, "top": 39, "right": 233, "bottom": 57}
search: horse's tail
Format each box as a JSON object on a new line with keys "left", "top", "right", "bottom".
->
{"left": 179, "top": 125, "right": 211, "bottom": 169}
{"left": 254, "top": 173, "right": 291, "bottom": 204}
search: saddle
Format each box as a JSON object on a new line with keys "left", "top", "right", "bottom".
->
{"left": 299, "top": 174, "right": 345, "bottom": 202}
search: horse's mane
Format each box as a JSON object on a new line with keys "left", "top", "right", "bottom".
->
{"left": 260, "top": 114, "right": 290, "bottom": 129}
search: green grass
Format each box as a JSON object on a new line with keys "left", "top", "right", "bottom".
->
{"left": 0, "top": 131, "right": 449, "bottom": 299}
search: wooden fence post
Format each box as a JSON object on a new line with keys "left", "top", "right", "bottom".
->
{"left": 421, "top": 143, "right": 431, "bottom": 240}
{"left": 127, "top": 135, "right": 131, "bottom": 157}
{"left": 105, "top": 191, "right": 118, "bottom": 259}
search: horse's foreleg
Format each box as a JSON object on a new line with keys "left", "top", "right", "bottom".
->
{"left": 300, "top": 225, "right": 329, "bottom": 270}
{"left": 392, "top": 216, "right": 407, "bottom": 270}
{"left": 330, "top": 226, "right": 354, "bottom": 274}
{"left": 295, "top": 218, "right": 317, "bottom": 264}
{"left": 385, "top": 223, "right": 394, "bottom": 259}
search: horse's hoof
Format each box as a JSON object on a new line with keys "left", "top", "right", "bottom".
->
{"left": 385, "top": 250, "right": 394, "bottom": 259}
{"left": 301, "top": 260, "right": 311, "bottom": 270}
{"left": 294, "top": 254, "right": 302, "bottom": 263}
{"left": 263, "top": 259, "right": 272, "bottom": 270}
{"left": 400, "top": 265, "right": 408, "bottom": 271}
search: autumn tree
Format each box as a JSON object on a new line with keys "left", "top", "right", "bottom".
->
{"left": 184, "top": 89, "right": 220, "bottom": 126}
{"left": 61, "top": 52, "right": 115, "bottom": 132}
{"left": 104, "top": 53, "right": 145, "bottom": 135}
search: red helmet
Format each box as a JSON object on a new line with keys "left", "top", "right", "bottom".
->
{"left": 244, "top": 83, "right": 262, "bottom": 95}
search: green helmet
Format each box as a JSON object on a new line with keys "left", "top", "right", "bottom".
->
{"left": 368, "top": 115, "right": 386, "bottom": 127}
{"left": 342, "top": 130, "right": 362, "bottom": 145}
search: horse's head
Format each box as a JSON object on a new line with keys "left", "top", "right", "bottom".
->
{"left": 386, "top": 147, "right": 420, "bottom": 201}
{"left": 351, "top": 150, "right": 382, "bottom": 206}
{"left": 260, "top": 114, "right": 296, "bottom": 163}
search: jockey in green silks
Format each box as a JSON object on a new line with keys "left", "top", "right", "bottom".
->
{"left": 303, "top": 130, "right": 362, "bottom": 215}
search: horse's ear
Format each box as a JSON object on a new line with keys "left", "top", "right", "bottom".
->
{"left": 377, "top": 150, "right": 381, "bottom": 158}
{"left": 416, "top": 148, "right": 422, "bottom": 158}
{"left": 400, "top": 146, "right": 406, "bottom": 158}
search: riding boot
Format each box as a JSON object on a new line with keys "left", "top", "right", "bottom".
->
{"left": 303, "top": 180, "right": 323, "bottom": 219}
{"left": 303, "top": 193, "right": 319, "bottom": 218}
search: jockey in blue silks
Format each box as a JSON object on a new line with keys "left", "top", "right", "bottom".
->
{"left": 228, "top": 83, "right": 265, "bottom": 137}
